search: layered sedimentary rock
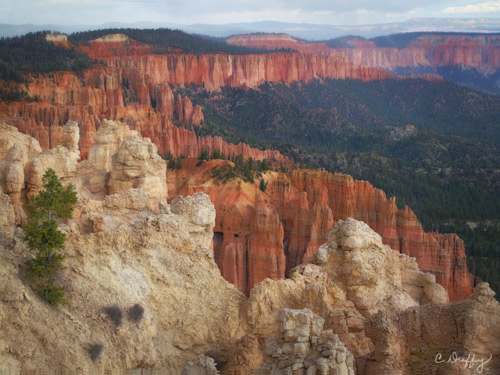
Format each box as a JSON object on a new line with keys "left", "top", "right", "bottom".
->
{"left": 108, "top": 52, "right": 391, "bottom": 91}
{"left": 0, "top": 33, "right": 391, "bottom": 158}
{"left": 175, "top": 94, "right": 204, "bottom": 125}
{"left": 169, "top": 163, "right": 473, "bottom": 301}
{"left": 335, "top": 35, "right": 500, "bottom": 73}
{"left": 0, "top": 66, "right": 286, "bottom": 161}
{"left": 0, "top": 126, "right": 498, "bottom": 373}
{"left": 228, "top": 33, "right": 500, "bottom": 78}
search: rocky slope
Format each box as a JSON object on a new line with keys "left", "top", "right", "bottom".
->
{"left": 168, "top": 159, "right": 472, "bottom": 301}
{"left": 0, "top": 121, "right": 498, "bottom": 374}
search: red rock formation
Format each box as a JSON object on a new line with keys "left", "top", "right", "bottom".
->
{"left": 0, "top": 65, "right": 287, "bottom": 162}
{"left": 227, "top": 33, "right": 500, "bottom": 74}
{"left": 175, "top": 94, "right": 204, "bottom": 125}
{"left": 109, "top": 52, "right": 391, "bottom": 91}
{"left": 1, "top": 33, "right": 392, "bottom": 158}
{"left": 169, "top": 164, "right": 473, "bottom": 301}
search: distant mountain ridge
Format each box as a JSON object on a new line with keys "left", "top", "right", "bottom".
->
{"left": 1, "top": 17, "right": 500, "bottom": 39}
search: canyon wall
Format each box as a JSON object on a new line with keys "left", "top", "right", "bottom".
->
{"left": 169, "top": 161, "right": 473, "bottom": 301}
{"left": 0, "top": 67, "right": 287, "bottom": 162}
{"left": 337, "top": 35, "right": 500, "bottom": 73}
{"left": 108, "top": 52, "right": 390, "bottom": 91}
{"left": 227, "top": 33, "right": 500, "bottom": 73}
{"left": 0, "top": 33, "right": 390, "bottom": 158}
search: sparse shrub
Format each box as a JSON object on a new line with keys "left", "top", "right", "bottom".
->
{"left": 89, "top": 343, "right": 104, "bottom": 361}
{"left": 103, "top": 305, "right": 123, "bottom": 327}
{"left": 128, "top": 303, "right": 145, "bottom": 323}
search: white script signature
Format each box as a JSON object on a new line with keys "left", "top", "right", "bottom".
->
{"left": 435, "top": 352, "right": 493, "bottom": 373}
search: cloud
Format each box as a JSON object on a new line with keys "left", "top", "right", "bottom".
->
{"left": 0, "top": 0, "right": 474, "bottom": 26}
{"left": 442, "top": 1, "right": 500, "bottom": 14}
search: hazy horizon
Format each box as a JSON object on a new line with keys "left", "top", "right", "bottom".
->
{"left": 3, "top": 0, "right": 500, "bottom": 27}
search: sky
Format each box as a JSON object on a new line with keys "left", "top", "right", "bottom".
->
{"left": 2, "top": 0, "right": 500, "bottom": 26}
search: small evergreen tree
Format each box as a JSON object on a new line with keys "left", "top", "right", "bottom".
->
{"left": 175, "top": 157, "right": 182, "bottom": 170}
{"left": 259, "top": 158, "right": 269, "bottom": 172}
{"left": 23, "top": 168, "right": 77, "bottom": 307}
{"left": 211, "top": 149, "right": 221, "bottom": 160}
{"left": 198, "top": 148, "right": 209, "bottom": 161}
{"left": 259, "top": 178, "right": 268, "bottom": 192}
{"left": 168, "top": 158, "right": 176, "bottom": 169}
{"left": 164, "top": 150, "right": 174, "bottom": 160}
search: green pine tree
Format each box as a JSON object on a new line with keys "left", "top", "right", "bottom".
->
{"left": 259, "top": 178, "right": 268, "bottom": 192}
{"left": 176, "top": 157, "right": 182, "bottom": 170}
{"left": 23, "top": 168, "right": 77, "bottom": 307}
{"left": 168, "top": 158, "right": 176, "bottom": 169}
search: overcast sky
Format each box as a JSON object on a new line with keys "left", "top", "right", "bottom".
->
{"left": 2, "top": 0, "right": 500, "bottom": 26}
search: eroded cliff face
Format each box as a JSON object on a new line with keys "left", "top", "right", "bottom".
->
{"left": 228, "top": 33, "right": 500, "bottom": 82}
{"left": 0, "top": 32, "right": 393, "bottom": 159}
{"left": 169, "top": 161, "right": 473, "bottom": 301}
{"left": 1, "top": 60, "right": 295, "bottom": 164}
{"left": 0, "top": 122, "right": 498, "bottom": 374}
{"left": 338, "top": 35, "right": 500, "bottom": 73}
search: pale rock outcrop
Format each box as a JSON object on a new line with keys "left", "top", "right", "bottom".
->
{"left": 364, "top": 282, "right": 500, "bottom": 375}
{"left": 170, "top": 193, "right": 216, "bottom": 229}
{"left": 3, "top": 143, "right": 28, "bottom": 204}
{"left": 28, "top": 145, "right": 80, "bottom": 195}
{"left": 317, "top": 218, "right": 447, "bottom": 313}
{"left": 0, "top": 123, "right": 41, "bottom": 201}
{"left": 223, "top": 335, "right": 263, "bottom": 374}
{"left": 78, "top": 119, "right": 135, "bottom": 199}
{"left": 87, "top": 119, "right": 134, "bottom": 171}
{"left": 248, "top": 218, "right": 447, "bottom": 340}
{"left": 0, "top": 193, "right": 16, "bottom": 229}
{"left": 259, "top": 308, "right": 355, "bottom": 374}
{"left": 181, "top": 355, "right": 218, "bottom": 375}
{"left": 108, "top": 134, "right": 167, "bottom": 201}
{"left": 56, "top": 120, "right": 80, "bottom": 154}
{"left": 0, "top": 121, "right": 42, "bottom": 160}
{"left": 0, "top": 191, "right": 245, "bottom": 374}
{"left": 170, "top": 193, "right": 217, "bottom": 250}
